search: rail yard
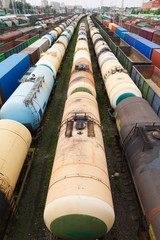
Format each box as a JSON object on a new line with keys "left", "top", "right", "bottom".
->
{"left": 0, "top": 12, "right": 159, "bottom": 240}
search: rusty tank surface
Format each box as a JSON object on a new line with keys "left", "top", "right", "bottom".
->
{"left": 115, "top": 97, "right": 160, "bottom": 240}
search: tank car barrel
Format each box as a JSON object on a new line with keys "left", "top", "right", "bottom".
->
{"left": 87, "top": 16, "right": 142, "bottom": 109}
{"left": 115, "top": 97, "right": 160, "bottom": 239}
{"left": 43, "top": 20, "right": 115, "bottom": 240}
{"left": 0, "top": 119, "right": 31, "bottom": 222}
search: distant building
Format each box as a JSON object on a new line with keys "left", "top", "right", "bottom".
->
{"left": 60, "top": 2, "right": 65, "bottom": 8}
{"left": 50, "top": 1, "right": 60, "bottom": 9}
{"left": 1, "top": 0, "right": 10, "bottom": 8}
{"left": 67, "top": 5, "right": 74, "bottom": 10}
{"left": 74, "top": 5, "right": 83, "bottom": 13}
{"left": 142, "top": 0, "right": 160, "bottom": 9}
{"left": 41, "top": 0, "right": 48, "bottom": 7}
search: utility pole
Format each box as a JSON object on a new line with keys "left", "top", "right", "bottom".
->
{"left": 121, "top": 0, "right": 124, "bottom": 9}
{"left": 11, "top": 0, "right": 16, "bottom": 14}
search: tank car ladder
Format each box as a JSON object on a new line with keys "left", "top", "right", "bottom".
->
{"left": 22, "top": 75, "right": 44, "bottom": 130}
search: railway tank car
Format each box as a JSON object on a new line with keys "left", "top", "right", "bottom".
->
{"left": 0, "top": 119, "right": 32, "bottom": 221}
{"left": 41, "top": 15, "right": 77, "bottom": 47}
{"left": 87, "top": 16, "right": 142, "bottom": 109}
{"left": 115, "top": 97, "right": 160, "bottom": 240}
{"left": 43, "top": 22, "right": 115, "bottom": 240}
{"left": 0, "top": 15, "right": 84, "bottom": 132}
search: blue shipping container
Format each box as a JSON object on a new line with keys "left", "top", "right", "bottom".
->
{"left": 134, "top": 38, "right": 160, "bottom": 59}
{"left": 121, "top": 32, "right": 127, "bottom": 40}
{"left": 124, "top": 33, "right": 143, "bottom": 47}
{"left": 116, "top": 27, "right": 128, "bottom": 40}
{"left": 0, "top": 53, "right": 30, "bottom": 105}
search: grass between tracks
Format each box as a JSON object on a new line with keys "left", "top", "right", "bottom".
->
{"left": 86, "top": 19, "right": 113, "bottom": 148}
{"left": 9, "top": 19, "right": 83, "bottom": 240}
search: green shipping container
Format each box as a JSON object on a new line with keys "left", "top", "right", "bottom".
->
{"left": 15, "top": 34, "right": 39, "bottom": 47}
{"left": 0, "top": 53, "right": 5, "bottom": 62}
{"left": 0, "top": 41, "right": 27, "bottom": 58}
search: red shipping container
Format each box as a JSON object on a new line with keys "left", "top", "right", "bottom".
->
{"left": 151, "top": 49, "right": 160, "bottom": 69}
{"left": 19, "top": 47, "right": 40, "bottom": 66}
{"left": 124, "top": 22, "right": 132, "bottom": 31}
{"left": 111, "top": 23, "right": 120, "bottom": 32}
{"left": 103, "top": 20, "right": 110, "bottom": 27}
{"left": 0, "top": 31, "right": 23, "bottom": 43}
{"left": 139, "top": 27, "right": 158, "bottom": 41}
{"left": 130, "top": 25, "right": 141, "bottom": 35}
{"left": 152, "top": 31, "right": 160, "bottom": 44}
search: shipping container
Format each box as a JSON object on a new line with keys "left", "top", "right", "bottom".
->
{"left": 123, "top": 22, "right": 132, "bottom": 31}
{"left": 103, "top": 20, "right": 110, "bottom": 27}
{"left": 0, "top": 53, "right": 5, "bottom": 63}
{"left": 135, "top": 38, "right": 160, "bottom": 59}
{"left": 152, "top": 30, "right": 160, "bottom": 45}
{"left": 0, "top": 41, "right": 27, "bottom": 58}
{"left": 131, "top": 65, "right": 160, "bottom": 117}
{"left": 0, "top": 31, "right": 23, "bottom": 43}
{"left": 19, "top": 47, "right": 40, "bottom": 65}
{"left": 18, "top": 26, "right": 37, "bottom": 35}
{"left": 29, "top": 38, "right": 49, "bottom": 55}
{"left": 151, "top": 49, "right": 160, "bottom": 69}
{"left": 139, "top": 27, "right": 157, "bottom": 41}
{"left": 130, "top": 25, "right": 141, "bottom": 35}
{"left": 0, "top": 53, "right": 30, "bottom": 105}
{"left": 109, "top": 23, "right": 113, "bottom": 30}
{"left": 15, "top": 33, "right": 39, "bottom": 47}
{"left": 116, "top": 27, "right": 128, "bottom": 40}
{"left": 108, "top": 37, "right": 129, "bottom": 56}
{"left": 111, "top": 23, "right": 120, "bottom": 32}
{"left": 124, "top": 33, "right": 143, "bottom": 47}
{"left": 117, "top": 46, "right": 152, "bottom": 75}
{"left": 137, "top": 22, "right": 150, "bottom": 28}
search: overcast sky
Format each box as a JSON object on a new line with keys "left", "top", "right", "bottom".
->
{"left": 26, "top": 0, "right": 144, "bottom": 8}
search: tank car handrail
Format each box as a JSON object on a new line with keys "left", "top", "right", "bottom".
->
{"left": 122, "top": 123, "right": 160, "bottom": 152}
{"left": 58, "top": 112, "right": 102, "bottom": 133}
{"left": 23, "top": 76, "right": 44, "bottom": 106}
